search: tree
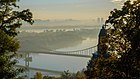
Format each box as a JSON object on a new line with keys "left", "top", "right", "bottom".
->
{"left": 106, "top": 0, "right": 140, "bottom": 78}
{"left": 0, "top": 0, "right": 33, "bottom": 79}
{"left": 0, "top": 0, "right": 34, "bottom": 37}
{"left": 61, "top": 70, "right": 73, "bottom": 79}
{"left": 35, "top": 72, "right": 43, "bottom": 79}
{"left": 85, "top": 0, "right": 140, "bottom": 79}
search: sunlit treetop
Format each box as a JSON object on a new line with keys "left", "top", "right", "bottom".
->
{"left": 0, "top": 0, "right": 34, "bottom": 37}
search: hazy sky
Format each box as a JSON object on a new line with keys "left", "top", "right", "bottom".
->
{"left": 18, "top": 0, "right": 126, "bottom": 20}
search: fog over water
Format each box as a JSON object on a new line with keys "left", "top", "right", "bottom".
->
{"left": 17, "top": 25, "right": 100, "bottom": 77}
{"left": 18, "top": 37, "right": 97, "bottom": 76}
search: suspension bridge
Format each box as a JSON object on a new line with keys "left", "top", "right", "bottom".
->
{"left": 18, "top": 45, "right": 97, "bottom": 58}
{"left": 16, "top": 24, "right": 107, "bottom": 79}
{"left": 16, "top": 45, "right": 98, "bottom": 77}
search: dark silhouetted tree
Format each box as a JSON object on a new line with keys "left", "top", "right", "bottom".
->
{"left": 0, "top": 0, "right": 33, "bottom": 79}
{"left": 85, "top": 0, "right": 140, "bottom": 79}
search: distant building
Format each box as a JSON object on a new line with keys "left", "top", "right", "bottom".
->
{"left": 97, "top": 18, "right": 100, "bottom": 24}
{"left": 101, "top": 18, "right": 104, "bottom": 24}
{"left": 97, "top": 17, "right": 104, "bottom": 25}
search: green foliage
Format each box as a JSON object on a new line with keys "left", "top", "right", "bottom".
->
{"left": 60, "top": 70, "right": 74, "bottom": 79}
{"left": 31, "top": 70, "right": 87, "bottom": 79}
{"left": 0, "top": 0, "right": 34, "bottom": 37}
{"left": 106, "top": 0, "right": 140, "bottom": 78}
{"left": 35, "top": 72, "right": 43, "bottom": 79}
{"left": 76, "top": 71, "right": 86, "bottom": 79}
{"left": 60, "top": 70, "right": 86, "bottom": 79}
{"left": 43, "top": 76, "right": 61, "bottom": 79}
{"left": 0, "top": 0, "right": 33, "bottom": 79}
{"left": 85, "top": 0, "right": 140, "bottom": 79}
{"left": 0, "top": 30, "right": 22, "bottom": 79}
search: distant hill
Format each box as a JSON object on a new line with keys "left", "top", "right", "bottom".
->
{"left": 18, "top": 29, "right": 99, "bottom": 51}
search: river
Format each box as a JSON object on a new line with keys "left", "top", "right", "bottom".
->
{"left": 17, "top": 37, "right": 98, "bottom": 77}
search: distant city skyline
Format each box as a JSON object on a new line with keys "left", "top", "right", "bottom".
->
{"left": 18, "top": 0, "right": 127, "bottom": 20}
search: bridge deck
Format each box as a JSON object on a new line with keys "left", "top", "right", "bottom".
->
{"left": 18, "top": 45, "right": 97, "bottom": 58}
{"left": 18, "top": 51, "right": 92, "bottom": 58}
